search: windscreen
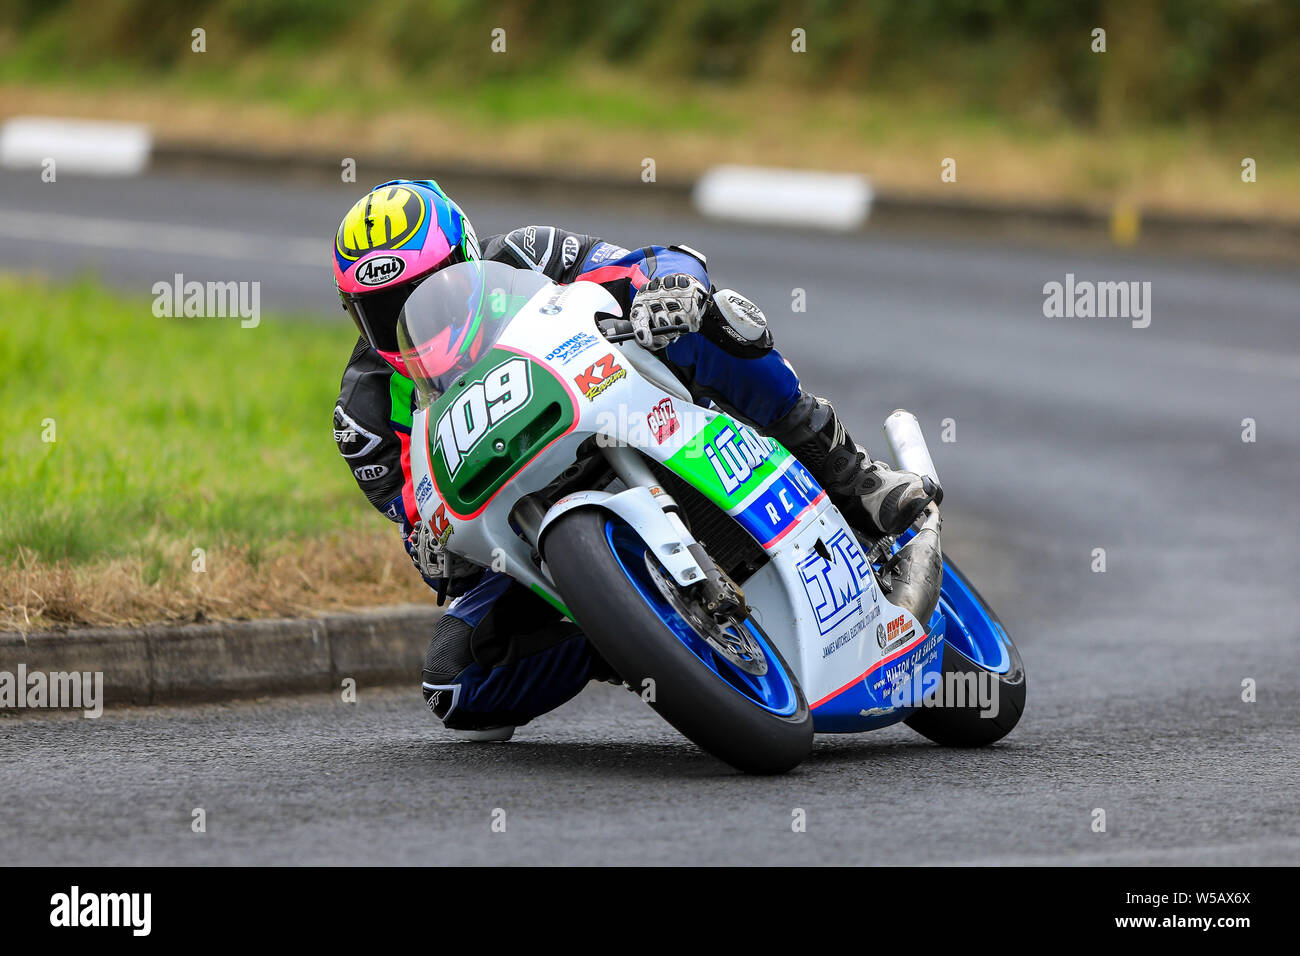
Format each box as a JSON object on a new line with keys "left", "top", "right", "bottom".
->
{"left": 396, "top": 259, "right": 551, "bottom": 406}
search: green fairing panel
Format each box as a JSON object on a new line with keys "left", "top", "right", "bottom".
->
{"left": 427, "top": 347, "right": 575, "bottom": 514}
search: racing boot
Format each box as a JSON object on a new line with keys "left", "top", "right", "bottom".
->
{"left": 765, "top": 393, "right": 939, "bottom": 538}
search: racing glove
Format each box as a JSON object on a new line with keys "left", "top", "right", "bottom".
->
{"left": 629, "top": 274, "right": 709, "bottom": 349}
{"left": 405, "top": 519, "right": 482, "bottom": 605}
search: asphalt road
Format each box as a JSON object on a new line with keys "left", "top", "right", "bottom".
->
{"left": 2, "top": 167, "right": 1298, "bottom": 865}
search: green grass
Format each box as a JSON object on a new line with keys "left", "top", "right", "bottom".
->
{"left": 0, "top": 275, "right": 364, "bottom": 568}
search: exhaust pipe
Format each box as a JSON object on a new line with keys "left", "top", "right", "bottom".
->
{"left": 883, "top": 409, "right": 940, "bottom": 487}
{"left": 880, "top": 410, "right": 943, "bottom": 625}
{"left": 884, "top": 505, "right": 943, "bottom": 625}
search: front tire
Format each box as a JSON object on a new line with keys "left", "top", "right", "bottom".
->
{"left": 544, "top": 510, "right": 813, "bottom": 774}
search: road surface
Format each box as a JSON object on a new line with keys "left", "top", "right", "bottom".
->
{"left": 1, "top": 167, "right": 1297, "bottom": 864}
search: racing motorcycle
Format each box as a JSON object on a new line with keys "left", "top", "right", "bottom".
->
{"left": 399, "top": 259, "right": 1025, "bottom": 774}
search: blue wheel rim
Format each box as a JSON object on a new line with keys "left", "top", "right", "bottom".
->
{"left": 603, "top": 520, "right": 800, "bottom": 716}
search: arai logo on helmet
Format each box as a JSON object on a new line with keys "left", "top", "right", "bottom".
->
{"left": 354, "top": 255, "right": 406, "bottom": 287}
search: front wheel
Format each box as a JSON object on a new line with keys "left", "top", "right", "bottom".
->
{"left": 544, "top": 510, "right": 812, "bottom": 774}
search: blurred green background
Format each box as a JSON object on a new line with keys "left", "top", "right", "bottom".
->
{"left": 1, "top": 0, "right": 1296, "bottom": 215}
{"left": 1, "top": 0, "right": 1296, "bottom": 130}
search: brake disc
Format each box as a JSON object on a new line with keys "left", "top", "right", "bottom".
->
{"left": 644, "top": 554, "right": 768, "bottom": 676}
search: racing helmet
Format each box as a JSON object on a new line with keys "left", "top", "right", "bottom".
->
{"left": 333, "top": 179, "right": 480, "bottom": 372}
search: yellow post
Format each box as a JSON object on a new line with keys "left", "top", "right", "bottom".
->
{"left": 1110, "top": 202, "right": 1141, "bottom": 246}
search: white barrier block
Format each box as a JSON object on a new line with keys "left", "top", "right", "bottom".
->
{"left": 693, "top": 165, "right": 872, "bottom": 231}
{"left": 0, "top": 116, "right": 152, "bottom": 176}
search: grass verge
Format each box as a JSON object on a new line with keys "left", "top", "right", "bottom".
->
{"left": 0, "top": 274, "right": 427, "bottom": 632}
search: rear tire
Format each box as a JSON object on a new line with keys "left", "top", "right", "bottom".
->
{"left": 904, "top": 560, "right": 1025, "bottom": 746}
{"left": 545, "top": 509, "right": 812, "bottom": 774}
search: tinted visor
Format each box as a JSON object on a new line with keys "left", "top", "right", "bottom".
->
{"left": 397, "top": 260, "right": 551, "bottom": 407}
{"left": 342, "top": 245, "right": 467, "bottom": 355}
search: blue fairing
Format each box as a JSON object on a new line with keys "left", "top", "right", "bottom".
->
{"left": 810, "top": 622, "right": 945, "bottom": 733}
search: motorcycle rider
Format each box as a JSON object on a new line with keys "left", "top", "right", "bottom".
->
{"left": 333, "top": 179, "right": 936, "bottom": 740}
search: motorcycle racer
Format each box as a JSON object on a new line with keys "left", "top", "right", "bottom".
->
{"left": 332, "top": 179, "right": 936, "bottom": 738}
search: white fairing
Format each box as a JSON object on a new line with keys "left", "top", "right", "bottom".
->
{"left": 537, "top": 487, "right": 706, "bottom": 587}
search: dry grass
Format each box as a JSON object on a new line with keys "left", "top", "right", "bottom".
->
{"left": 0, "top": 526, "right": 430, "bottom": 635}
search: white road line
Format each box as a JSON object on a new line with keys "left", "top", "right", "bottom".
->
{"left": 0, "top": 208, "right": 322, "bottom": 266}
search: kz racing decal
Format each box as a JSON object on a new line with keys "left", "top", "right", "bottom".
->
{"left": 574, "top": 353, "right": 626, "bottom": 400}
{"left": 429, "top": 502, "right": 454, "bottom": 546}
{"left": 799, "top": 529, "right": 873, "bottom": 637}
{"left": 432, "top": 357, "right": 533, "bottom": 477}
{"left": 647, "top": 398, "right": 680, "bottom": 443}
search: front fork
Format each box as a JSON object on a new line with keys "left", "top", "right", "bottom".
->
{"left": 601, "top": 444, "right": 746, "bottom": 616}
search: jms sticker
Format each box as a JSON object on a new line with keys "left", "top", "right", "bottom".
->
{"left": 798, "top": 529, "right": 871, "bottom": 636}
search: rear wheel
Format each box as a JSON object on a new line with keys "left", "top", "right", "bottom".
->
{"left": 544, "top": 509, "right": 812, "bottom": 774}
{"left": 904, "top": 557, "right": 1026, "bottom": 746}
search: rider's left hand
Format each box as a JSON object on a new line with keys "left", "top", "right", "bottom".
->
{"left": 629, "top": 274, "right": 709, "bottom": 349}
{"left": 406, "top": 519, "right": 479, "bottom": 587}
